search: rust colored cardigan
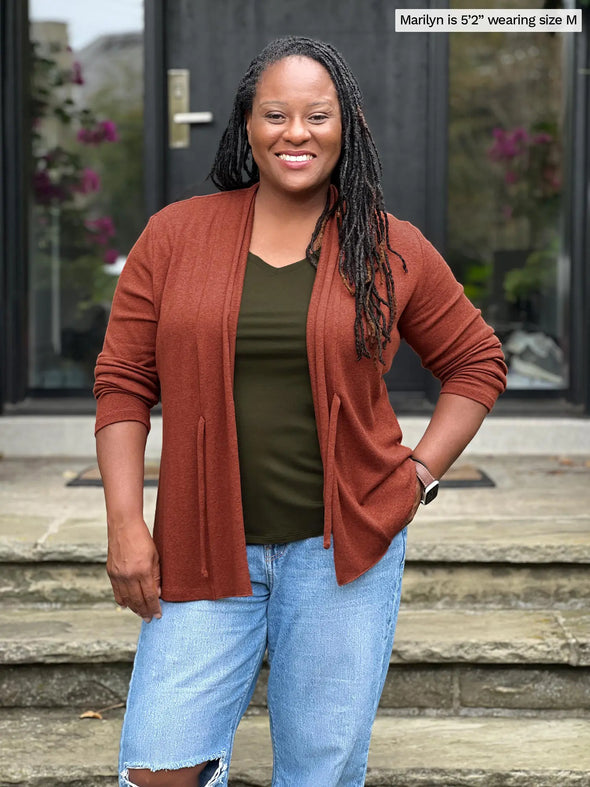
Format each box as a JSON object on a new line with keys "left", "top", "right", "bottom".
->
{"left": 94, "top": 184, "right": 506, "bottom": 601}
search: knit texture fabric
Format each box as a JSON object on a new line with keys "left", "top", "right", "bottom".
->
{"left": 94, "top": 184, "right": 507, "bottom": 600}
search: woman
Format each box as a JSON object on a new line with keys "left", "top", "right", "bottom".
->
{"left": 94, "top": 36, "right": 506, "bottom": 787}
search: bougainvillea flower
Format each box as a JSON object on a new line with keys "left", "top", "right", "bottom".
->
{"left": 100, "top": 120, "right": 119, "bottom": 142}
{"left": 85, "top": 216, "right": 116, "bottom": 245}
{"left": 33, "top": 170, "right": 68, "bottom": 204}
{"left": 103, "top": 248, "right": 119, "bottom": 264}
{"left": 487, "top": 126, "right": 529, "bottom": 162}
{"left": 74, "top": 168, "right": 100, "bottom": 194}
{"left": 77, "top": 120, "right": 119, "bottom": 145}
{"left": 532, "top": 132, "right": 553, "bottom": 145}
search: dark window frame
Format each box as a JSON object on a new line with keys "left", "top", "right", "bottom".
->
{"left": 0, "top": 0, "right": 30, "bottom": 412}
{"left": 567, "top": 10, "right": 590, "bottom": 411}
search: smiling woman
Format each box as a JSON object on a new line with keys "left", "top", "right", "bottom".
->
{"left": 246, "top": 56, "right": 342, "bottom": 206}
{"left": 94, "top": 35, "right": 506, "bottom": 787}
{"left": 245, "top": 57, "right": 342, "bottom": 267}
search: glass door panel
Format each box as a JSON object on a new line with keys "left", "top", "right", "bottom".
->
{"left": 448, "top": 0, "right": 569, "bottom": 390}
{"left": 28, "top": 0, "right": 144, "bottom": 390}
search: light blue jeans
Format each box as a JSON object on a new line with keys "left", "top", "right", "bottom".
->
{"left": 119, "top": 528, "right": 407, "bottom": 787}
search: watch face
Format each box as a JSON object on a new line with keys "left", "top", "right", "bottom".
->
{"left": 423, "top": 480, "right": 439, "bottom": 505}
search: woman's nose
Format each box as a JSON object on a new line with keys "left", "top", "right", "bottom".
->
{"left": 283, "top": 118, "right": 311, "bottom": 143}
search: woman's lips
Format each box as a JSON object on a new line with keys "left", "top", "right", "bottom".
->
{"left": 275, "top": 152, "right": 316, "bottom": 169}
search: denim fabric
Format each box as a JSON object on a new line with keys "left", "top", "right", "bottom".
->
{"left": 119, "top": 528, "right": 407, "bottom": 787}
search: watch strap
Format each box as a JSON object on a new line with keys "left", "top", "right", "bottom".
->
{"left": 411, "top": 456, "right": 440, "bottom": 505}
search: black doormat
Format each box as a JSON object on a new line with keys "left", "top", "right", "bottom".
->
{"left": 439, "top": 463, "right": 495, "bottom": 488}
{"left": 67, "top": 463, "right": 494, "bottom": 489}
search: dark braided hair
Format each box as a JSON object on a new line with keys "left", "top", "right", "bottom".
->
{"left": 209, "top": 36, "right": 407, "bottom": 366}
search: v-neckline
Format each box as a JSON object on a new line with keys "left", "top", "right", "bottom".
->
{"left": 248, "top": 251, "right": 307, "bottom": 271}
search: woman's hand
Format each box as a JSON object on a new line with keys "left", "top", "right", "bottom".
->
{"left": 405, "top": 475, "right": 422, "bottom": 526}
{"left": 106, "top": 518, "right": 162, "bottom": 623}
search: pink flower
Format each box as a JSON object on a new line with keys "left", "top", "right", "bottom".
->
{"left": 532, "top": 132, "right": 553, "bottom": 145}
{"left": 510, "top": 126, "right": 529, "bottom": 145}
{"left": 488, "top": 126, "right": 528, "bottom": 162}
{"left": 71, "top": 61, "right": 84, "bottom": 85}
{"left": 100, "top": 120, "right": 118, "bottom": 142}
{"left": 103, "top": 248, "right": 119, "bottom": 264}
{"left": 85, "top": 216, "right": 116, "bottom": 246}
{"left": 77, "top": 120, "right": 119, "bottom": 145}
{"left": 74, "top": 168, "right": 100, "bottom": 194}
{"left": 488, "top": 128, "right": 518, "bottom": 161}
{"left": 77, "top": 127, "right": 97, "bottom": 145}
{"left": 33, "top": 170, "right": 68, "bottom": 204}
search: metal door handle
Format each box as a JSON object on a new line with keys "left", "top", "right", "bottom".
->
{"left": 168, "top": 69, "right": 212, "bottom": 149}
{"left": 173, "top": 112, "right": 213, "bottom": 125}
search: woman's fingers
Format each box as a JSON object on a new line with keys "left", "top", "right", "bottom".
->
{"left": 141, "top": 569, "right": 162, "bottom": 621}
{"left": 106, "top": 521, "right": 162, "bottom": 621}
{"left": 113, "top": 575, "right": 161, "bottom": 622}
{"left": 110, "top": 581, "right": 127, "bottom": 609}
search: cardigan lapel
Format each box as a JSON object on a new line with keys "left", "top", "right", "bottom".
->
{"left": 224, "top": 184, "right": 259, "bottom": 393}
{"left": 305, "top": 187, "right": 342, "bottom": 549}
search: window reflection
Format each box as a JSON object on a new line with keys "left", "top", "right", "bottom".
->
{"left": 29, "top": 1, "right": 144, "bottom": 390}
{"left": 448, "top": 0, "right": 568, "bottom": 389}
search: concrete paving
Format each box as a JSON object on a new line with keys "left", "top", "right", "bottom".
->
{"left": 1, "top": 455, "right": 589, "bottom": 561}
{"left": 1, "top": 709, "right": 590, "bottom": 786}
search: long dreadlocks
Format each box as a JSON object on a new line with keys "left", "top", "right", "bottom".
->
{"left": 209, "top": 36, "right": 407, "bottom": 366}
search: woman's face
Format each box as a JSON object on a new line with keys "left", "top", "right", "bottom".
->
{"left": 246, "top": 55, "right": 342, "bottom": 199}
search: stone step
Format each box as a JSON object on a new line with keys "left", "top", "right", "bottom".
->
{"left": 1, "top": 708, "right": 589, "bottom": 786}
{"left": 3, "top": 513, "right": 589, "bottom": 564}
{"left": 0, "top": 563, "right": 112, "bottom": 605}
{"left": 2, "top": 514, "right": 590, "bottom": 608}
{"left": 1, "top": 606, "right": 588, "bottom": 712}
{"left": 3, "top": 560, "right": 590, "bottom": 609}
{"left": 402, "top": 562, "right": 590, "bottom": 609}
{"left": 4, "top": 661, "right": 590, "bottom": 715}
{"left": 2, "top": 606, "right": 588, "bottom": 666}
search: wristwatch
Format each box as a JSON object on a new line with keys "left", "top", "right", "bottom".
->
{"left": 411, "top": 457, "right": 440, "bottom": 505}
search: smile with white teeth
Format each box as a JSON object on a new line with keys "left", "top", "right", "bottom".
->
{"left": 277, "top": 154, "right": 314, "bottom": 161}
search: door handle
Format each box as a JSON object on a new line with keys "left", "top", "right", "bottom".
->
{"left": 168, "top": 69, "right": 213, "bottom": 149}
{"left": 173, "top": 112, "right": 213, "bottom": 125}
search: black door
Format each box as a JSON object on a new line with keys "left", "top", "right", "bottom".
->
{"left": 145, "top": 0, "right": 449, "bottom": 403}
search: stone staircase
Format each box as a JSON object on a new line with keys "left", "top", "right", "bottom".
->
{"left": 1, "top": 455, "right": 590, "bottom": 786}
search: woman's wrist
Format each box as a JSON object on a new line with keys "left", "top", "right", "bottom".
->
{"left": 411, "top": 457, "right": 440, "bottom": 505}
{"left": 410, "top": 455, "right": 437, "bottom": 478}
{"left": 107, "top": 514, "right": 147, "bottom": 532}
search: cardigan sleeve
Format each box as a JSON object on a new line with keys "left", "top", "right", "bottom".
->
{"left": 397, "top": 227, "right": 507, "bottom": 411}
{"left": 93, "top": 216, "right": 162, "bottom": 435}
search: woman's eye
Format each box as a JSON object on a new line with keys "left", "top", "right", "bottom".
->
{"left": 265, "top": 113, "right": 284, "bottom": 121}
{"left": 310, "top": 114, "right": 328, "bottom": 123}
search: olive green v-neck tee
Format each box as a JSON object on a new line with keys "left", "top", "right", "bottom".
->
{"left": 233, "top": 252, "right": 325, "bottom": 544}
